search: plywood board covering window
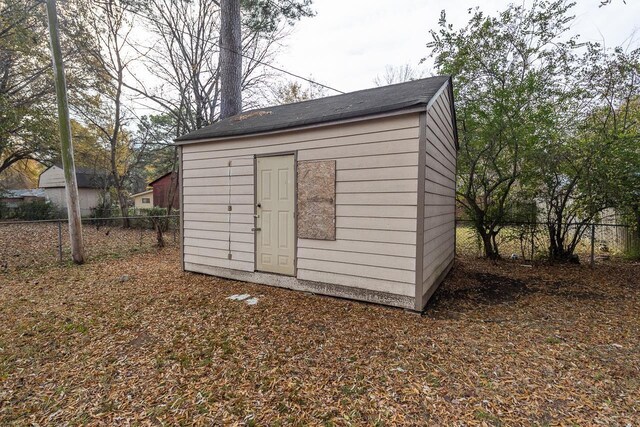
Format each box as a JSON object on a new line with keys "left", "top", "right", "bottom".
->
{"left": 297, "top": 160, "right": 336, "bottom": 240}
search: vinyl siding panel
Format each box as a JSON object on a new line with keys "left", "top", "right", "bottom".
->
{"left": 336, "top": 205, "right": 417, "bottom": 219}
{"left": 422, "top": 86, "right": 457, "bottom": 301}
{"left": 297, "top": 238, "right": 415, "bottom": 258}
{"left": 38, "top": 167, "right": 67, "bottom": 187}
{"left": 181, "top": 113, "right": 421, "bottom": 302}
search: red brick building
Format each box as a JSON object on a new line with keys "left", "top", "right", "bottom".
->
{"left": 149, "top": 172, "right": 179, "bottom": 210}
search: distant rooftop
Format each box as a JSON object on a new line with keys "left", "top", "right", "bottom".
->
{"left": 175, "top": 75, "right": 451, "bottom": 143}
{"left": 40, "top": 165, "right": 109, "bottom": 189}
{"left": 1, "top": 189, "right": 46, "bottom": 198}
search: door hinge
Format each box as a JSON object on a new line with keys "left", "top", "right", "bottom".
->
{"left": 227, "top": 253, "right": 233, "bottom": 260}
{"left": 251, "top": 227, "right": 261, "bottom": 232}
{"left": 227, "top": 205, "right": 232, "bottom": 211}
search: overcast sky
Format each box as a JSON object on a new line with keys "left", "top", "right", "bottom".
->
{"left": 275, "top": 0, "right": 640, "bottom": 95}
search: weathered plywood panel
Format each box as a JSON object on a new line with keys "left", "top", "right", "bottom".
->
{"left": 297, "top": 160, "right": 336, "bottom": 240}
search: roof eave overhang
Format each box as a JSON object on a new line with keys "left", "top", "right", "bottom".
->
{"left": 132, "top": 189, "right": 153, "bottom": 197}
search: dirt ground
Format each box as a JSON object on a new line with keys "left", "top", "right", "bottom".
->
{"left": 0, "top": 248, "right": 638, "bottom": 425}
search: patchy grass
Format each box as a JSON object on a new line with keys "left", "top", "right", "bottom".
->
{"left": 0, "top": 248, "right": 638, "bottom": 425}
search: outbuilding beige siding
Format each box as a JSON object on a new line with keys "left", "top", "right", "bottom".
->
{"left": 422, "top": 85, "right": 457, "bottom": 304}
{"left": 181, "top": 113, "right": 421, "bottom": 307}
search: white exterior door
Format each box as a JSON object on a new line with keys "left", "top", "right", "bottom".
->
{"left": 256, "top": 155, "right": 295, "bottom": 275}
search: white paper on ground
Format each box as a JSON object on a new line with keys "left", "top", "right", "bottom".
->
{"left": 227, "top": 294, "right": 251, "bottom": 301}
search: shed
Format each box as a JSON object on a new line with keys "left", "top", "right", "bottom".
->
{"left": 149, "top": 172, "right": 179, "bottom": 210}
{"left": 175, "top": 76, "right": 458, "bottom": 311}
{"left": 38, "top": 165, "right": 107, "bottom": 216}
{"left": 131, "top": 189, "right": 153, "bottom": 210}
{"left": 0, "top": 189, "right": 46, "bottom": 210}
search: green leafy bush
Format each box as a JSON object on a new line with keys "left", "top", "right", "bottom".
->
{"left": 14, "top": 199, "right": 56, "bottom": 220}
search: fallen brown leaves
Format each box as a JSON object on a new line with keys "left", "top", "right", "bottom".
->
{"left": 0, "top": 249, "right": 638, "bottom": 425}
{"left": 0, "top": 222, "right": 178, "bottom": 273}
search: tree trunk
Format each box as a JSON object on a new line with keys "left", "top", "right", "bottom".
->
{"left": 548, "top": 223, "right": 580, "bottom": 263}
{"left": 154, "top": 217, "right": 165, "bottom": 248}
{"left": 219, "top": 0, "right": 242, "bottom": 119}
{"left": 45, "top": 0, "right": 84, "bottom": 264}
{"left": 478, "top": 228, "right": 500, "bottom": 259}
{"left": 116, "top": 185, "right": 129, "bottom": 228}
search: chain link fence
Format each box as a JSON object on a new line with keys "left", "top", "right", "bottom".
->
{"left": 0, "top": 215, "right": 180, "bottom": 273}
{"left": 456, "top": 219, "right": 639, "bottom": 263}
{"left": 3, "top": 213, "right": 637, "bottom": 273}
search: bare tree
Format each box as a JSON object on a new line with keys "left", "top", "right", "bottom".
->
{"left": 126, "top": 0, "right": 286, "bottom": 135}
{"left": 373, "top": 64, "right": 425, "bottom": 86}
{"left": 77, "top": 0, "right": 149, "bottom": 227}
{"left": 272, "top": 79, "right": 326, "bottom": 104}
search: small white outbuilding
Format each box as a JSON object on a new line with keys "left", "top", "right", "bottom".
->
{"left": 38, "top": 165, "right": 106, "bottom": 216}
{"left": 175, "top": 76, "right": 458, "bottom": 311}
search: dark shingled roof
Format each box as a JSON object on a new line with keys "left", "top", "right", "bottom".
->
{"left": 42, "top": 165, "right": 110, "bottom": 189}
{"left": 74, "top": 167, "right": 109, "bottom": 189}
{"left": 175, "top": 75, "right": 451, "bottom": 143}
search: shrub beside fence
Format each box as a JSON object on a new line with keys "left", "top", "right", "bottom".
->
{"left": 456, "top": 219, "right": 638, "bottom": 263}
{"left": 2, "top": 213, "right": 637, "bottom": 272}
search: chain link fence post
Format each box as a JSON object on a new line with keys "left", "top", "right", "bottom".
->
{"left": 57, "top": 220, "right": 63, "bottom": 262}
{"left": 590, "top": 223, "right": 596, "bottom": 267}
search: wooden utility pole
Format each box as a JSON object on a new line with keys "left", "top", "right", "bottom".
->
{"left": 45, "top": 0, "right": 85, "bottom": 264}
{"left": 219, "top": 0, "right": 242, "bottom": 119}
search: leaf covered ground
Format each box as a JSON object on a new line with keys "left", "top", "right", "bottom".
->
{"left": 0, "top": 222, "right": 178, "bottom": 273}
{"left": 0, "top": 248, "right": 638, "bottom": 426}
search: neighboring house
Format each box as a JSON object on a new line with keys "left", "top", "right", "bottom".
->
{"left": 175, "top": 76, "right": 458, "bottom": 311}
{"left": 38, "top": 165, "right": 106, "bottom": 216}
{"left": 149, "top": 172, "right": 179, "bottom": 210}
{"left": 132, "top": 189, "right": 154, "bottom": 210}
{"left": 0, "top": 189, "right": 46, "bottom": 210}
